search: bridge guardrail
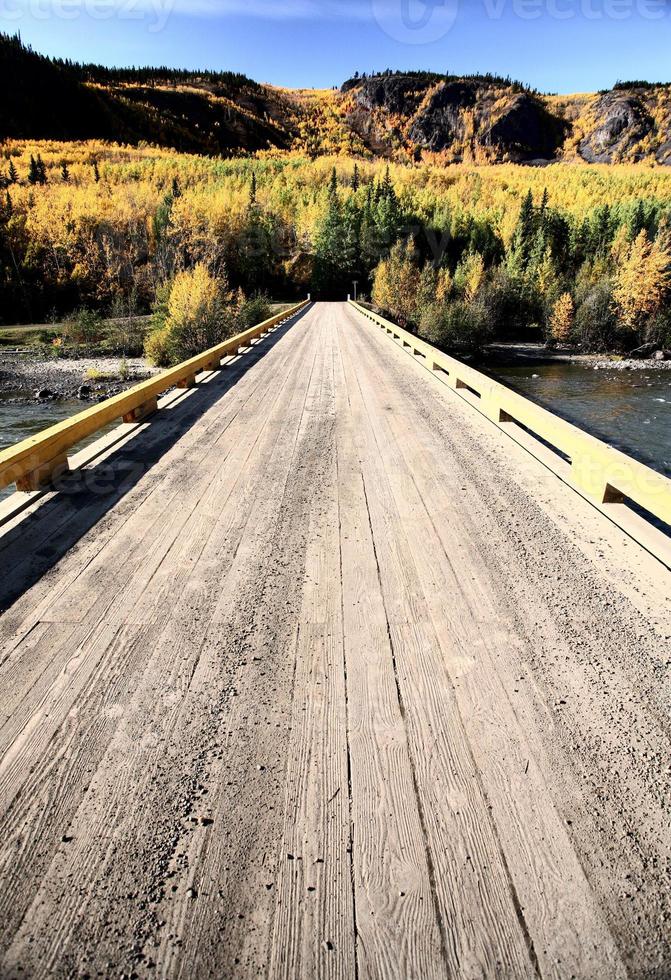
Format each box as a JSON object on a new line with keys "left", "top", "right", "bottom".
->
{"left": 0, "top": 300, "right": 310, "bottom": 493}
{"left": 349, "top": 300, "right": 671, "bottom": 563}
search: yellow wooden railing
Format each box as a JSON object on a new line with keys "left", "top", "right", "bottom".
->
{"left": 349, "top": 300, "right": 671, "bottom": 561}
{"left": 0, "top": 300, "right": 310, "bottom": 493}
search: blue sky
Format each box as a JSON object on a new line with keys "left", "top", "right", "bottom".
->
{"left": 2, "top": 0, "right": 671, "bottom": 91}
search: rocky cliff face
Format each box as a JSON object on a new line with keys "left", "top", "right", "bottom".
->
{"left": 3, "top": 35, "right": 671, "bottom": 166}
{"left": 579, "top": 93, "right": 653, "bottom": 163}
{"left": 339, "top": 73, "right": 671, "bottom": 165}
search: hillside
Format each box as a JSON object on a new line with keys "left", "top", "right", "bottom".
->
{"left": 0, "top": 34, "right": 297, "bottom": 154}
{"left": 340, "top": 72, "right": 671, "bottom": 165}
{"left": 2, "top": 35, "right": 671, "bottom": 164}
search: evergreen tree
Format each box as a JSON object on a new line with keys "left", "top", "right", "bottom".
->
{"left": 7, "top": 160, "right": 17, "bottom": 185}
{"left": 93, "top": 159, "right": 100, "bottom": 183}
{"left": 36, "top": 155, "right": 47, "bottom": 184}
{"left": 509, "top": 190, "right": 535, "bottom": 269}
{"left": 171, "top": 175, "right": 181, "bottom": 198}
{"left": 28, "top": 155, "right": 40, "bottom": 185}
{"left": 590, "top": 205, "right": 612, "bottom": 258}
{"left": 313, "top": 189, "right": 357, "bottom": 297}
{"left": 328, "top": 166, "right": 338, "bottom": 197}
{"left": 629, "top": 200, "right": 647, "bottom": 241}
{"left": 249, "top": 172, "right": 257, "bottom": 206}
{"left": 351, "top": 162, "right": 360, "bottom": 192}
{"left": 61, "top": 160, "right": 70, "bottom": 183}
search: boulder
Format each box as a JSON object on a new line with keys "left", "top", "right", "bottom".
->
{"left": 35, "top": 388, "right": 54, "bottom": 401}
{"left": 653, "top": 349, "right": 671, "bottom": 361}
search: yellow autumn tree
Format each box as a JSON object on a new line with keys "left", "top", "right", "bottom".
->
{"left": 536, "top": 248, "right": 560, "bottom": 307}
{"left": 371, "top": 241, "right": 418, "bottom": 325}
{"left": 549, "top": 292, "right": 575, "bottom": 344}
{"left": 455, "top": 251, "right": 485, "bottom": 302}
{"left": 613, "top": 229, "right": 671, "bottom": 332}
{"left": 145, "top": 264, "right": 230, "bottom": 365}
{"left": 436, "top": 268, "right": 453, "bottom": 303}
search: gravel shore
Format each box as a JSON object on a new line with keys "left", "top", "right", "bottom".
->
{"left": 484, "top": 342, "right": 671, "bottom": 371}
{"left": 0, "top": 353, "right": 160, "bottom": 403}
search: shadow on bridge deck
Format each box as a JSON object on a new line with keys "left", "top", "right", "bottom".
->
{"left": 0, "top": 307, "right": 311, "bottom": 615}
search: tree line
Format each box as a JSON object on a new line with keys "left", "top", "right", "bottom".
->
{"left": 1, "top": 141, "right": 670, "bottom": 357}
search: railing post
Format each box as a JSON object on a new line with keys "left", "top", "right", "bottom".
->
{"left": 15, "top": 453, "right": 70, "bottom": 492}
{"left": 123, "top": 396, "right": 158, "bottom": 424}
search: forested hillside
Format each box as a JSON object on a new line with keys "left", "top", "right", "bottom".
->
{"left": 1, "top": 141, "right": 670, "bottom": 358}
{"left": 3, "top": 36, "right": 671, "bottom": 164}
{"left": 0, "top": 35, "right": 296, "bottom": 154}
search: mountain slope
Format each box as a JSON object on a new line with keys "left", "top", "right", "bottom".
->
{"left": 2, "top": 36, "right": 671, "bottom": 165}
{"left": 0, "top": 34, "right": 297, "bottom": 154}
{"left": 340, "top": 72, "right": 671, "bottom": 165}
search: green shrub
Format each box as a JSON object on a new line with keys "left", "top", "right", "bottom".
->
{"left": 63, "top": 307, "right": 104, "bottom": 344}
{"left": 419, "top": 297, "right": 494, "bottom": 352}
{"left": 573, "top": 282, "right": 618, "bottom": 351}
{"left": 236, "top": 294, "right": 271, "bottom": 331}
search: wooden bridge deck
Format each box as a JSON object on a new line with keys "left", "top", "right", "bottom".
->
{"left": 0, "top": 302, "right": 669, "bottom": 979}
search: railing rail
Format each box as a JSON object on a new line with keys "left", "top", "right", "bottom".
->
{"left": 349, "top": 300, "right": 671, "bottom": 561}
{"left": 0, "top": 300, "right": 310, "bottom": 492}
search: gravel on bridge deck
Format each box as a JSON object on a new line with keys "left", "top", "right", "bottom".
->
{"left": 0, "top": 302, "right": 669, "bottom": 979}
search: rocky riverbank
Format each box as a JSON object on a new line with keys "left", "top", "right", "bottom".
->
{"left": 0, "top": 353, "right": 160, "bottom": 404}
{"left": 483, "top": 343, "right": 671, "bottom": 372}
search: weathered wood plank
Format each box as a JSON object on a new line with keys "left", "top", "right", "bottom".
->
{"left": 334, "top": 309, "right": 447, "bottom": 980}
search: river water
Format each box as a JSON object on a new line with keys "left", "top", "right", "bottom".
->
{"left": 492, "top": 362, "right": 671, "bottom": 478}
{"left": 0, "top": 396, "right": 111, "bottom": 502}
{"left": 1, "top": 362, "right": 669, "bottom": 503}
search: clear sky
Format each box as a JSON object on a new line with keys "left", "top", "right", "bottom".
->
{"left": 2, "top": 0, "right": 671, "bottom": 92}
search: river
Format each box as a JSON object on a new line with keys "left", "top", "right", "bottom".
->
{"left": 0, "top": 396, "right": 114, "bottom": 502}
{"left": 1, "top": 361, "right": 669, "bottom": 503}
{"left": 491, "top": 361, "right": 671, "bottom": 478}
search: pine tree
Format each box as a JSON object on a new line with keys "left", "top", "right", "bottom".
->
{"left": 351, "top": 162, "right": 360, "bottom": 192}
{"left": 328, "top": 166, "right": 338, "bottom": 197}
{"left": 61, "top": 160, "right": 70, "bottom": 183}
{"left": 629, "top": 200, "right": 646, "bottom": 240}
{"left": 93, "top": 159, "right": 100, "bottom": 183}
{"left": 591, "top": 204, "right": 612, "bottom": 257}
{"left": 36, "top": 155, "right": 47, "bottom": 185}
{"left": 171, "top": 175, "right": 181, "bottom": 199}
{"left": 8, "top": 160, "right": 17, "bottom": 185}
{"left": 381, "top": 165, "right": 394, "bottom": 200}
{"left": 28, "top": 155, "right": 40, "bottom": 186}
{"left": 514, "top": 190, "right": 534, "bottom": 257}
{"left": 249, "top": 172, "right": 257, "bottom": 207}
